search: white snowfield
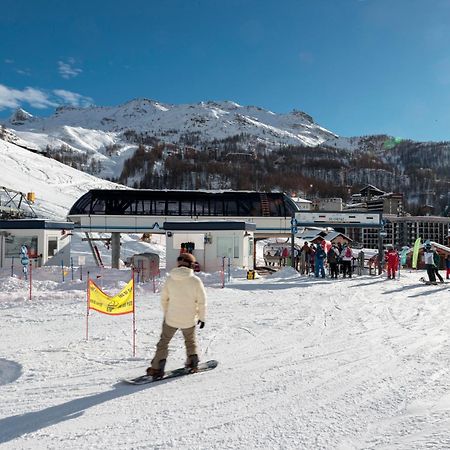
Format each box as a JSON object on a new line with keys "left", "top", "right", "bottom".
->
{"left": 1, "top": 267, "right": 449, "bottom": 449}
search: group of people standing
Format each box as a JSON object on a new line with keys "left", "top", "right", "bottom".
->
{"left": 295, "top": 241, "right": 356, "bottom": 279}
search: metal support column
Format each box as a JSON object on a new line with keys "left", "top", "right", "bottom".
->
{"left": 111, "top": 232, "right": 121, "bottom": 269}
{"left": 378, "top": 215, "right": 386, "bottom": 275}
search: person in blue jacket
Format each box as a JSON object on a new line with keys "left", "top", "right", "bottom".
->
{"left": 314, "top": 244, "right": 327, "bottom": 278}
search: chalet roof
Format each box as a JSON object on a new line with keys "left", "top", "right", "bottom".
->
{"left": 298, "top": 229, "right": 327, "bottom": 241}
{"left": 359, "top": 185, "right": 386, "bottom": 197}
{"left": 324, "top": 231, "right": 353, "bottom": 242}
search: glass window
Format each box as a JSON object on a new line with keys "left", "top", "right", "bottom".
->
{"left": 248, "top": 238, "right": 254, "bottom": 256}
{"left": 212, "top": 199, "right": 223, "bottom": 216}
{"left": 195, "top": 199, "right": 210, "bottom": 215}
{"left": 91, "top": 199, "right": 105, "bottom": 214}
{"left": 268, "top": 197, "right": 284, "bottom": 216}
{"left": 155, "top": 201, "right": 166, "bottom": 215}
{"left": 47, "top": 238, "right": 58, "bottom": 257}
{"left": 180, "top": 201, "right": 193, "bottom": 216}
{"left": 217, "top": 237, "right": 234, "bottom": 257}
{"left": 167, "top": 201, "right": 179, "bottom": 215}
{"left": 224, "top": 200, "right": 238, "bottom": 216}
{"left": 234, "top": 235, "right": 239, "bottom": 258}
{"left": 5, "top": 235, "right": 38, "bottom": 258}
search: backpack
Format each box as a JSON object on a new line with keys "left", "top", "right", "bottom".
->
{"left": 345, "top": 247, "right": 352, "bottom": 258}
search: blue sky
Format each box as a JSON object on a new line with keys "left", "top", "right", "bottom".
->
{"left": 1, "top": 0, "right": 450, "bottom": 141}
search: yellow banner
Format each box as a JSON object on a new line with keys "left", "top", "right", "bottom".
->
{"left": 88, "top": 279, "right": 134, "bottom": 315}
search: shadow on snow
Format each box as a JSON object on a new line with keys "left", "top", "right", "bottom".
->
{"left": 0, "top": 379, "right": 172, "bottom": 444}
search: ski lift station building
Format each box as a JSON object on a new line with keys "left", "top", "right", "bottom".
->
{"left": 67, "top": 189, "right": 299, "bottom": 269}
{"left": 0, "top": 219, "right": 73, "bottom": 268}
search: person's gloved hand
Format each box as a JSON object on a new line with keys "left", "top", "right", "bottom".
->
{"left": 197, "top": 320, "right": 205, "bottom": 329}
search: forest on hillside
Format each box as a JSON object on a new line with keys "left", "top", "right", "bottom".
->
{"left": 111, "top": 133, "right": 448, "bottom": 215}
{"left": 36, "top": 131, "right": 450, "bottom": 216}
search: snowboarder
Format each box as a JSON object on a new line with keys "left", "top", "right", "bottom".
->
{"left": 386, "top": 247, "right": 399, "bottom": 279}
{"left": 146, "top": 253, "right": 207, "bottom": 380}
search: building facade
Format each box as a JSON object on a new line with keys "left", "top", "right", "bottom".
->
{"left": 346, "top": 215, "right": 450, "bottom": 249}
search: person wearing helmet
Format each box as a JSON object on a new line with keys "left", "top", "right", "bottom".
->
{"left": 423, "top": 243, "right": 437, "bottom": 284}
{"left": 146, "top": 253, "right": 207, "bottom": 380}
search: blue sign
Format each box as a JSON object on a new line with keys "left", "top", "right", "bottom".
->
{"left": 291, "top": 226, "right": 298, "bottom": 234}
{"left": 290, "top": 218, "right": 297, "bottom": 226}
{"left": 21, "top": 256, "right": 30, "bottom": 266}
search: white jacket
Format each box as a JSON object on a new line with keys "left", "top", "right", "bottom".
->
{"left": 423, "top": 250, "right": 435, "bottom": 266}
{"left": 161, "top": 266, "right": 207, "bottom": 329}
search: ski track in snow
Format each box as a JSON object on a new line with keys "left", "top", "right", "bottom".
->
{"left": 0, "top": 268, "right": 449, "bottom": 449}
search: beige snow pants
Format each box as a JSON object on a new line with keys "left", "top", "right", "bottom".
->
{"left": 151, "top": 321, "right": 197, "bottom": 368}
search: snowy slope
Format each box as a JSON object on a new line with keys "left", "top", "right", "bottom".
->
{"left": 0, "top": 139, "right": 124, "bottom": 219}
{"left": 0, "top": 267, "right": 449, "bottom": 449}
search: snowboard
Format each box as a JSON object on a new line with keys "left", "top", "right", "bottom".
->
{"left": 122, "top": 359, "right": 218, "bottom": 385}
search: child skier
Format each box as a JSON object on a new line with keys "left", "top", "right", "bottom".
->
{"left": 386, "top": 247, "right": 399, "bottom": 279}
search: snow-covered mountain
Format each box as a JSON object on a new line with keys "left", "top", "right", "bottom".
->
{"left": 6, "top": 99, "right": 337, "bottom": 146}
{"left": 1, "top": 99, "right": 340, "bottom": 180}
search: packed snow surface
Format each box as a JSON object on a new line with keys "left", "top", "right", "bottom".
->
{"left": 1, "top": 266, "right": 449, "bottom": 449}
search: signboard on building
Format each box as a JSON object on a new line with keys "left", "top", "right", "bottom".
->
{"left": 295, "top": 212, "right": 382, "bottom": 228}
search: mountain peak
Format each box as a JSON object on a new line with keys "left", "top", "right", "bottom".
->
{"left": 290, "top": 109, "right": 314, "bottom": 123}
{"left": 9, "top": 108, "right": 34, "bottom": 125}
{"left": 120, "top": 98, "right": 170, "bottom": 112}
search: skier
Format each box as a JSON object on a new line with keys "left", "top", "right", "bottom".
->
{"left": 281, "top": 247, "right": 289, "bottom": 266}
{"left": 386, "top": 247, "right": 399, "bottom": 279}
{"left": 327, "top": 244, "right": 340, "bottom": 279}
{"left": 340, "top": 244, "right": 353, "bottom": 278}
{"left": 146, "top": 253, "right": 207, "bottom": 380}
{"left": 432, "top": 248, "right": 444, "bottom": 283}
{"left": 299, "top": 242, "right": 310, "bottom": 275}
{"left": 423, "top": 243, "right": 437, "bottom": 284}
{"left": 446, "top": 254, "right": 450, "bottom": 280}
{"left": 314, "top": 244, "right": 326, "bottom": 278}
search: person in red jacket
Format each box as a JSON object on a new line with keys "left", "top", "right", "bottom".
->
{"left": 386, "top": 248, "right": 399, "bottom": 279}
